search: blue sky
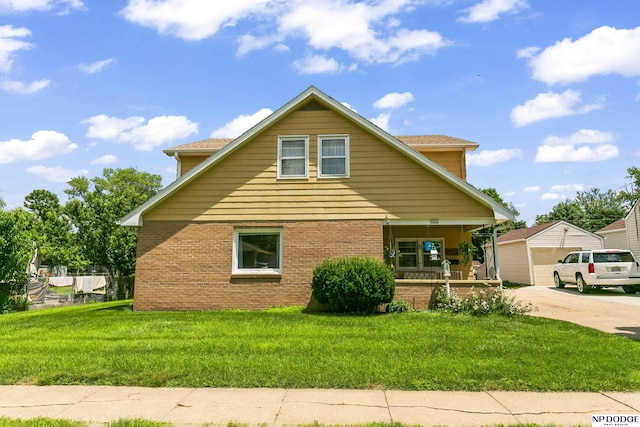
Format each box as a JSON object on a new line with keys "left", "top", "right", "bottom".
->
{"left": 1, "top": 0, "right": 639, "bottom": 226}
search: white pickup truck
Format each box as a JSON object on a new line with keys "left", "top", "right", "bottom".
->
{"left": 553, "top": 249, "right": 640, "bottom": 294}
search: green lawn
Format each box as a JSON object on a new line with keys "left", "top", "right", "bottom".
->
{"left": 1, "top": 301, "right": 638, "bottom": 391}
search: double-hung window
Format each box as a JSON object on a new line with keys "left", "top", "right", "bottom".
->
{"left": 318, "top": 135, "right": 349, "bottom": 178}
{"left": 233, "top": 228, "right": 283, "bottom": 275}
{"left": 278, "top": 136, "right": 308, "bottom": 178}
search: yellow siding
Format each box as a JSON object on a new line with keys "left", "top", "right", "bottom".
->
{"left": 418, "top": 150, "right": 465, "bottom": 179}
{"left": 146, "top": 109, "right": 493, "bottom": 222}
{"left": 179, "top": 155, "right": 210, "bottom": 176}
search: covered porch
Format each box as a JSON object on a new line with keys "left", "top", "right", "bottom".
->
{"left": 383, "top": 220, "right": 504, "bottom": 310}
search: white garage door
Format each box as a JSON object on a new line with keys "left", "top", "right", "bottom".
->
{"left": 531, "top": 247, "right": 580, "bottom": 286}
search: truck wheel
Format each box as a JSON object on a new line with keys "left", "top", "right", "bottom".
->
{"left": 623, "top": 285, "right": 638, "bottom": 294}
{"left": 554, "top": 273, "right": 564, "bottom": 289}
{"left": 576, "top": 275, "right": 591, "bottom": 294}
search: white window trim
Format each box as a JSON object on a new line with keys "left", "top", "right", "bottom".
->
{"left": 395, "top": 238, "right": 445, "bottom": 271}
{"left": 317, "top": 134, "right": 349, "bottom": 178}
{"left": 232, "top": 228, "right": 283, "bottom": 275}
{"left": 278, "top": 135, "right": 309, "bottom": 179}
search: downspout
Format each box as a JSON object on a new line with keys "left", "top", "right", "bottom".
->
{"left": 174, "top": 153, "right": 181, "bottom": 179}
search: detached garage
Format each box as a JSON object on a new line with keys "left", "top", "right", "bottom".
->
{"left": 490, "top": 220, "right": 604, "bottom": 286}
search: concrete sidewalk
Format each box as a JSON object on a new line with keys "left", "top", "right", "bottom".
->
{"left": 1, "top": 386, "right": 639, "bottom": 426}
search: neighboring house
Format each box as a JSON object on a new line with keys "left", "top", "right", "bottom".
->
{"left": 597, "top": 199, "right": 640, "bottom": 259}
{"left": 597, "top": 218, "right": 627, "bottom": 250}
{"left": 488, "top": 220, "right": 603, "bottom": 286}
{"left": 119, "top": 86, "right": 514, "bottom": 311}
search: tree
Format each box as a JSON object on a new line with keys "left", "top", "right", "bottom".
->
{"left": 535, "top": 199, "right": 586, "bottom": 229}
{"left": 619, "top": 166, "right": 640, "bottom": 207}
{"left": 64, "top": 168, "right": 162, "bottom": 294}
{"left": 575, "top": 188, "right": 626, "bottom": 231}
{"left": 535, "top": 188, "right": 626, "bottom": 232}
{"left": 0, "top": 206, "right": 34, "bottom": 283}
{"left": 23, "top": 189, "right": 86, "bottom": 270}
{"left": 471, "top": 188, "right": 526, "bottom": 263}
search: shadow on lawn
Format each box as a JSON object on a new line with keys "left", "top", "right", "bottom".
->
{"left": 615, "top": 326, "right": 640, "bottom": 341}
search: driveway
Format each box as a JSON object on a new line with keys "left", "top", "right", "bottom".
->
{"left": 510, "top": 285, "right": 640, "bottom": 340}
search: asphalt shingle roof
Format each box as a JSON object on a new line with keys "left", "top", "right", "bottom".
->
{"left": 164, "top": 134, "right": 479, "bottom": 156}
{"left": 496, "top": 220, "right": 561, "bottom": 243}
{"left": 596, "top": 218, "right": 626, "bottom": 233}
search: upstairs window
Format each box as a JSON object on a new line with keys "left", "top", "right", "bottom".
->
{"left": 318, "top": 135, "right": 349, "bottom": 178}
{"left": 278, "top": 136, "right": 308, "bottom": 178}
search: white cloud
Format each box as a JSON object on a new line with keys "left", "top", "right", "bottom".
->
{"left": 541, "top": 192, "right": 564, "bottom": 201}
{"left": 0, "top": 79, "right": 49, "bottom": 94}
{"left": 341, "top": 102, "right": 356, "bottom": 113}
{"left": 525, "top": 26, "right": 640, "bottom": 85}
{"left": 0, "top": 130, "right": 77, "bottom": 164}
{"left": 373, "top": 92, "right": 414, "bottom": 109}
{"left": 120, "top": 0, "right": 269, "bottom": 41}
{"left": 3, "top": 79, "right": 50, "bottom": 96}
{"left": 0, "top": 0, "right": 83, "bottom": 13}
{"left": 26, "top": 165, "right": 87, "bottom": 182}
{"left": 523, "top": 185, "right": 540, "bottom": 192}
{"left": 84, "top": 114, "right": 198, "bottom": 152}
{"left": 466, "top": 148, "right": 523, "bottom": 167}
{"left": 550, "top": 184, "right": 585, "bottom": 193}
{"left": 535, "top": 129, "right": 619, "bottom": 163}
{"left": 0, "top": 26, "right": 50, "bottom": 95}
{"left": 210, "top": 108, "right": 272, "bottom": 138}
{"left": 369, "top": 112, "right": 392, "bottom": 132}
{"left": 292, "top": 54, "right": 341, "bottom": 74}
{"left": 121, "top": 1, "right": 450, "bottom": 66}
{"left": 459, "top": 0, "right": 528, "bottom": 23}
{"left": 516, "top": 46, "right": 539, "bottom": 59}
{"left": 535, "top": 144, "right": 618, "bottom": 163}
{"left": 0, "top": 25, "right": 33, "bottom": 73}
{"left": 90, "top": 154, "right": 118, "bottom": 165}
{"left": 79, "top": 58, "right": 114, "bottom": 74}
{"left": 510, "top": 90, "right": 602, "bottom": 127}
{"left": 278, "top": 2, "right": 449, "bottom": 64}
{"left": 237, "top": 33, "right": 285, "bottom": 56}
{"left": 541, "top": 183, "right": 588, "bottom": 202}
{"left": 542, "top": 129, "right": 614, "bottom": 146}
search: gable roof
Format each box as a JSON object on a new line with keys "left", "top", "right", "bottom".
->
{"left": 596, "top": 218, "right": 626, "bottom": 233}
{"left": 596, "top": 199, "right": 640, "bottom": 233}
{"left": 164, "top": 138, "right": 234, "bottom": 155}
{"left": 164, "top": 134, "right": 479, "bottom": 157}
{"left": 497, "top": 221, "right": 562, "bottom": 243}
{"left": 497, "top": 220, "right": 603, "bottom": 244}
{"left": 119, "top": 86, "right": 515, "bottom": 227}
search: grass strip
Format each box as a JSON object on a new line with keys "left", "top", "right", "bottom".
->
{"left": 0, "top": 301, "right": 638, "bottom": 391}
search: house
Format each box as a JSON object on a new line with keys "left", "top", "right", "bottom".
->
{"left": 597, "top": 219, "right": 627, "bottom": 249}
{"left": 487, "top": 220, "right": 603, "bottom": 286}
{"left": 119, "top": 86, "right": 514, "bottom": 311}
{"left": 597, "top": 199, "right": 640, "bottom": 259}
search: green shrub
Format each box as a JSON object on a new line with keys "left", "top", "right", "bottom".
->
{"left": 430, "top": 287, "right": 532, "bottom": 316}
{"left": 0, "top": 283, "right": 28, "bottom": 314}
{"left": 385, "top": 299, "right": 413, "bottom": 313}
{"left": 311, "top": 256, "right": 395, "bottom": 313}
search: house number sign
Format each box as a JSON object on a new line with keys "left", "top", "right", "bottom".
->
{"left": 429, "top": 219, "right": 440, "bottom": 224}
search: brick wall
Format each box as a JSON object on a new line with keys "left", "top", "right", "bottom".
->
{"left": 133, "top": 220, "right": 383, "bottom": 311}
{"left": 393, "top": 282, "right": 501, "bottom": 310}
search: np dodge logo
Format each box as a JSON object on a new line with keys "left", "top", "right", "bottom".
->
{"left": 593, "top": 414, "right": 640, "bottom": 427}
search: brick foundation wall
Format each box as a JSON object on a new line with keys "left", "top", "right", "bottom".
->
{"left": 134, "top": 220, "right": 383, "bottom": 311}
{"left": 394, "top": 282, "right": 500, "bottom": 310}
